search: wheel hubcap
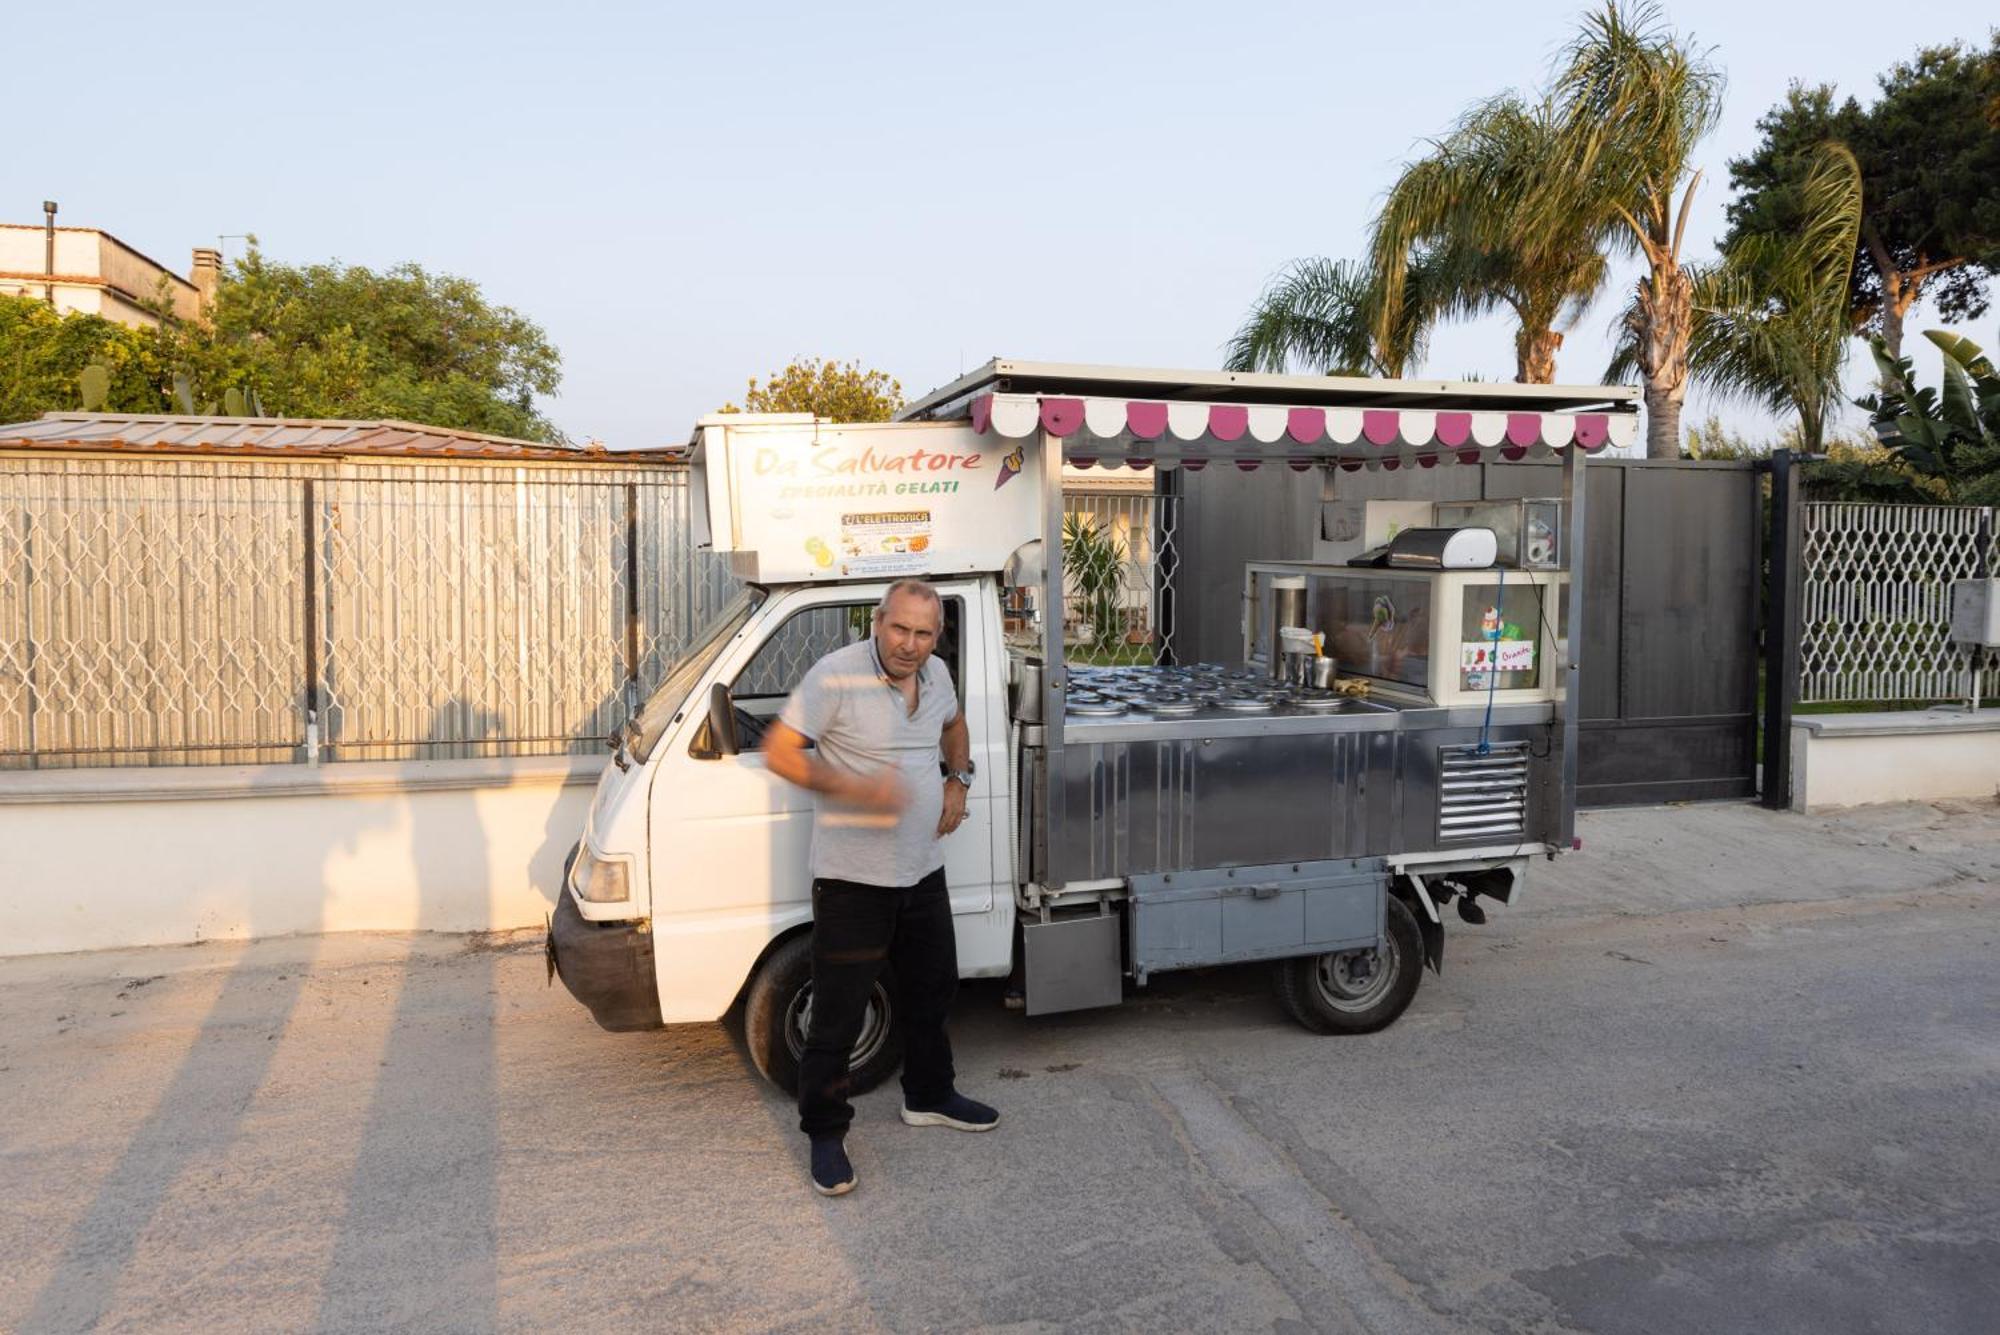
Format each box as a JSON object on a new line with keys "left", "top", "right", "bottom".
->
{"left": 785, "top": 982, "right": 892, "bottom": 1067}
{"left": 1312, "top": 935, "right": 1400, "bottom": 1013}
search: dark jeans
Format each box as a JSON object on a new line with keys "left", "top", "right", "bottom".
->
{"left": 798, "top": 868, "right": 958, "bottom": 1139}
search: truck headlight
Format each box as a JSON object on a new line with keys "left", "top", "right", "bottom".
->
{"left": 571, "top": 849, "right": 632, "bottom": 904}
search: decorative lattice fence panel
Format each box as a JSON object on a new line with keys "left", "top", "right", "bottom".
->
{"left": 1798, "top": 502, "right": 1998, "bottom": 704}
{"left": 1, "top": 458, "right": 730, "bottom": 768}
{"left": 4, "top": 452, "right": 1182, "bottom": 767}
{"left": 0, "top": 460, "right": 307, "bottom": 768}
{"left": 1062, "top": 487, "right": 1180, "bottom": 666}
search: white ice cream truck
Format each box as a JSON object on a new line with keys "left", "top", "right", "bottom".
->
{"left": 548, "top": 361, "right": 1635, "bottom": 1092}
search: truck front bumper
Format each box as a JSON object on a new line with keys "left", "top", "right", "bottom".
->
{"left": 549, "top": 885, "right": 663, "bottom": 1032}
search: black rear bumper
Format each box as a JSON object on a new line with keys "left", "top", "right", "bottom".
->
{"left": 549, "top": 883, "right": 663, "bottom": 1032}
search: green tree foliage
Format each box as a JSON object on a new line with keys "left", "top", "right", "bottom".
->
{"left": 1370, "top": 94, "right": 1614, "bottom": 385}
{"left": 1616, "top": 145, "right": 1863, "bottom": 455}
{"left": 0, "top": 248, "right": 564, "bottom": 440}
{"left": 1225, "top": 258, "right": 1384, "bottom": 377}
{"left": 0, "top": 296, "right": 168, "bottom": 420}
{"left": 1060, "top": 514, "right": 1126, "bottom": 653}
{"left": 1223, "top": 253, "right": 1450, "bottom": 378}
{"left": 1229, "top": 0, "right": 1721, "bottom": 438}
{"left": 722, "top": 358, "right": 904, "bottom": 422}
{"left": 1854, "top": 329, "right": 2000, "bottom": 504}
{"left": 211, "top": 249, "right": 561, "bottom": 438}
{"left": 1556, "top": 1, "right": 1724, "bottom": 457}
{"left": 1725, "top": 37, "right": 2000, "bottom": 360}
{"left": 1682, "top": 413, "right": 1770, "bottom": 460}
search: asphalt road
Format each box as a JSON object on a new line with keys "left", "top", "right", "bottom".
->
{"left": 3, "top": 798, "right": 1997, "bottom": 1334}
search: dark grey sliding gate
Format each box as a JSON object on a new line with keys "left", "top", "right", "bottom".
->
{"left": 1563, "top": 462, "right": 1761, "bottom": 805}
{"left": 1178, "top": 458, "right": 1765, "bottom": 808}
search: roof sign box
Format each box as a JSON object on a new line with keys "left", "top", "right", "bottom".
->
{"left": 692, "top": 416, "right": 1042, "bottom": 584}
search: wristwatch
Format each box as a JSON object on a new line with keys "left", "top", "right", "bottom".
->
{"left": 946, "top": 761, "right": 976, "bottom": 788}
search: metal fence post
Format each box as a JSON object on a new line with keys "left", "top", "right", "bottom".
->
{"left": 1760, "top": 449, "right": 1801, "bottom": 809}
{"left": 624, "top": 480, "right": 642, "bottom": 718}
{"left": 301, "top": 477, "right": 321, "bottom": 765}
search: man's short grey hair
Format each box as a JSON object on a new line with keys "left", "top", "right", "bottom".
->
{"left": 876, "top": 578, "right": 942, "bottom": 619}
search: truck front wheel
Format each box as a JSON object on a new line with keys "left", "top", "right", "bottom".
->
{"left": 1272, "top": 894, "right": 1424, "bottom": 1035}
{"left": 744, "top": 934, "right": 903, "bottom": 1096}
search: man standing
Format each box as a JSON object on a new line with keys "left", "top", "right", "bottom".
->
{"left": 763, "top": 578, "right": 999, "bottom": 1197}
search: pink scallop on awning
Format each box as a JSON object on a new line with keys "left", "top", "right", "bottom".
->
{"left": 960, "top": 392, "right": 1636, "bottom": 457}
{"left": 1207, "top": 404, "right": 1248, "bottom": 442}
{"left": 1126, "top": 401, "right": 1168, "bottom": 440}
{"left": 1362, "top": 410, "right": 1401, "bottom": 447}
{"left": 1041, "top": 398, "right": 1085, "bottom": 436}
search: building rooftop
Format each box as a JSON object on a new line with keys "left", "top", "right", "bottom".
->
{"left": 0, "top": 413, "right": 682, "bottom": 463}
{"left": 0, "top": 223, "right": 199, "bottom": 295}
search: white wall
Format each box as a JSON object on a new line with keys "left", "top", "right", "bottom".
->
{"left": 1790, "top": 714, "right": 2000, "bottom": 810}
{"left": 0, "top": 757, "right": 604, "bottom": 957}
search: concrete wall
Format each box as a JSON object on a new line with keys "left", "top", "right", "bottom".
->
{"left": 1790, "top": 713, "right": 2000, "bottom": 810}
{"left": 0, "top": 757, "right": 603, "bottom": 957}
{"left": 95, "top": 233, "right": 200, "bottom": 320}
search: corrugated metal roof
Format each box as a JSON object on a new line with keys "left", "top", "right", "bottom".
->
{"left": 0, "top": 413, "right": 684, "bottom": 463}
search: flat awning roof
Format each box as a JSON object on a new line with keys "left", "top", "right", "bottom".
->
{"left": 901, "top": 360, "right": 1639, "bottom": 468}
{"left": 901, "top": 358, "right": 1638, "bottom": 419}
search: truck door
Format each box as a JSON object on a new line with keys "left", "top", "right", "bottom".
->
{"left": 650, "top": 585, "right": 1000, "bottom": 979}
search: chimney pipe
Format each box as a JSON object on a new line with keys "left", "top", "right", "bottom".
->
{"left": 190, "top": 247, "right": 222, "bottom": 316}
{"left": 42, "top": 200, "right": 57, "bottom": 306}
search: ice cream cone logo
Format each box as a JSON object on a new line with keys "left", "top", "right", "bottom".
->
{"left": 995, "top": 445, "right": 1023, "bottom": 489}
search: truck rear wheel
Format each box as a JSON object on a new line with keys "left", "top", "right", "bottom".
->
{"left": 1272, "top": 894, "right": 1423, "bottom": 1035}
{"left": 744, "top": 933, "right": 903, "bottom": 1096}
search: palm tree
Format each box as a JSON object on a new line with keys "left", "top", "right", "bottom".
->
{"left": 1620, "top": 145, "right": 1862, "bottom": 453}
{"left": 1369, "top": 95, "right": 1613, "bottom": 384}
{"left": 1229, "top": 2, "right": 1721, "bottom": 419}
{"left": 1554, "top": 2, "right": 1725, "bottom": 458}
{"left": 1223, "top": 254, "right": 1451, "bottom": 376}
{"left": 1224, "top": 258, "right": 1381, "bottom": 376}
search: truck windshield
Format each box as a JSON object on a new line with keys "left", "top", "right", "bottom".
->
{"left": 631, "top": 588, "right": 763, "bottom": 761}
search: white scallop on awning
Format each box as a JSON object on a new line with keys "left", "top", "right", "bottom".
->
{"left": 966, "top": 392, "right": 1636, "bottom": 470}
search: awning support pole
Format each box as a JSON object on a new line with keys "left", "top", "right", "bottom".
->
{"left": 1558, "top": 442, "right": 1588, "bottom": 844}
{"left": 1039, "top": 427, "right": 1067, "bottom": 887}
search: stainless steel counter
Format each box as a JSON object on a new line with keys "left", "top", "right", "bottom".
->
{"left": 1022, "top": 665, "right": 1560, "bottom": 883}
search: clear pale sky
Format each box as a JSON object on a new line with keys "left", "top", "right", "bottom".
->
{"left": 10, "top": 1, "right": 1996, "bottom": 447}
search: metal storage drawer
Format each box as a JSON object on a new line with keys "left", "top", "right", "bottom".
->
{"left": 1128, "top": 858, "right": 1387, "bottom": 974}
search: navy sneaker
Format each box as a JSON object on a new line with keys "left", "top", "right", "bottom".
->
{"left": 810, "top": 1137, "right": 855, "bottom": 1196}
{"left": 901, "top": 1092, "right": 1000, "bottom": 1132}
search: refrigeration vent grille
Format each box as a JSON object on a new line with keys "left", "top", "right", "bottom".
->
{"left": 1438, "top": 743, "right": 1529, "bottom": 843}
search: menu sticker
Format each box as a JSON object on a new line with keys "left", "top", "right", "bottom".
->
{"left": 837, "top": 509, "right": 934, "bottom": 576}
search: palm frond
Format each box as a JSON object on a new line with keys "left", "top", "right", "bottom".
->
{"left": 1684, "top": 144, "right": 1862, "bottom": 448}
{"left": 1223, "top": 258, "right": 1378, "bottom": 375}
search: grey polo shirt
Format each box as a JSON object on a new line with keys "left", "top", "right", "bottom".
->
{"left": 777, "top": 637, "right": 960, "bottom": 888}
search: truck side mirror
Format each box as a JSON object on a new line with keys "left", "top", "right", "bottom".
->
{"left": 703, "top": 681, "right": 740, "bottom": 758}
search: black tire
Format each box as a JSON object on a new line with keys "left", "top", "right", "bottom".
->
{"left": 1272, "top": 893, "right": 1424, "bottom": 1035}
{"left": 743, "top": 933, "right": 903, "bottom": 1096}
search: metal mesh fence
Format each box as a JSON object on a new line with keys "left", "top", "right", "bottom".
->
{"left": 0, "top": 457, "right": 733, "bottom": 769}
{"left": 1062, "top": 487, "right": 1179, "bottom": 666}
{"left": 2, "top": 454, "right": 1179, "bottom": 768}
{"left": 0, "top": 460, "right": 307, "bottom": 767}
{"left": 1798, "top": 502, "right": 1999, "bottom": 704}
